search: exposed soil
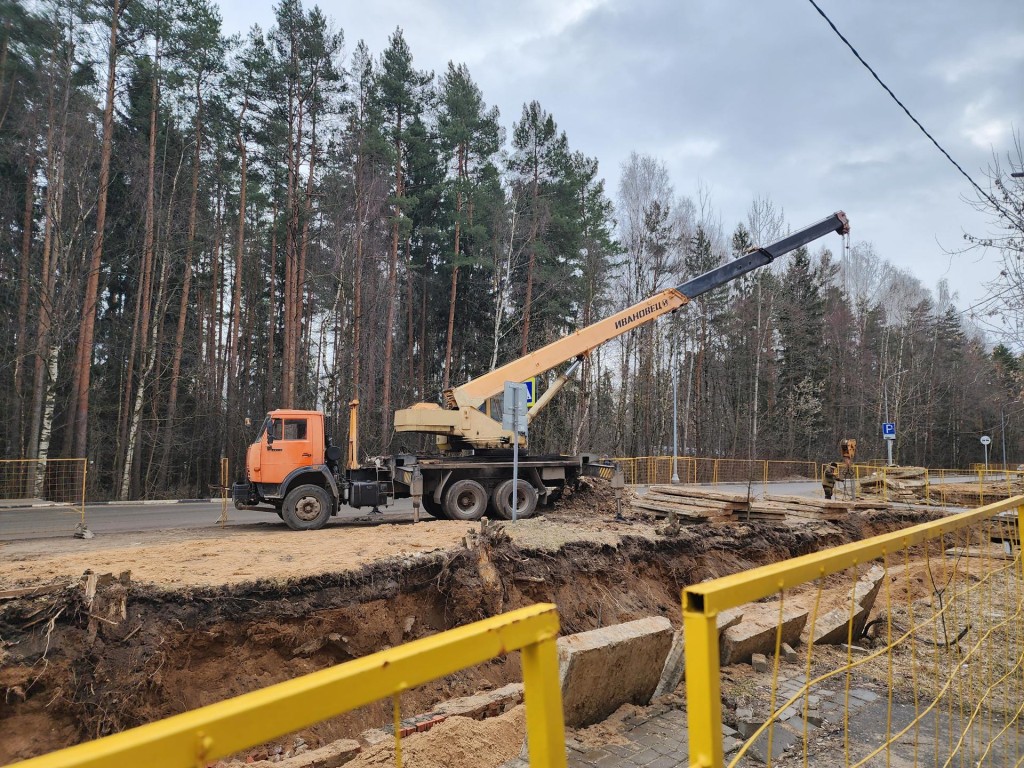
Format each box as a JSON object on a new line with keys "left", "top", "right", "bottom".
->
{"left": 0, "top": 480, "right": 933, "bottom": 765}
{"left": 346, "top": 705, "right": 526, "bottom": 768}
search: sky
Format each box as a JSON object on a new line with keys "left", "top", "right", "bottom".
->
{"left": 218, "top": 0, "right": 1024, "bottom": 314}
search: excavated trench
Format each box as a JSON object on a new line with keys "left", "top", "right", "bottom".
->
{"left": 0, "top": 507, "right": 935, "bottom": 764}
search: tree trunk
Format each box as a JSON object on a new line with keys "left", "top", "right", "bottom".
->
{"left": 28, "top": 74, "right": 67, "bottom": 464}
{"left": 13, "top": 148, "right": 36, "bottom": 453}
{"left": 443, "top": 144, "right": 465, "bottom": 390}
{"left": 520, "top": 154, "right": 541, "bottom": 357}
{"left": 382, "top": 106, "right": 403, "bottom": 446}
{"left": 120, "top": 257, "right": 168, "bottom": 499}
{"left": 68, "top": 0, "right": 121, "bottom": 459}
{"left": 227, "top": 106, "right": 248, "bottom": 434}
{"left": 116, "top": 50, "right": 159, "bottom": 495}
{"left": 351, "top": 157, "right": 363, "bottom": 408}
{"left": 266, "top": 201, "right": 278, "bottom": 406}
{"left": 155, "top": 86, "right": 202, "bottom": 489}
{"left": 405, "top": 236, "right": 415, "bottom": 401}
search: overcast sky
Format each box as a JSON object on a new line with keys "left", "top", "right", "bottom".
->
{"left": 218, "top": 0, "right": 1024, "bottom": 313}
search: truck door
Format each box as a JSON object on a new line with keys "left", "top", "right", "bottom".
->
{"left": 261, "top": 416, "right": 314, "bottom": 486}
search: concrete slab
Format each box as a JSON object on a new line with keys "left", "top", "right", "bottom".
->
{"left": 558, "top": 616, "right": 674, "bottom": 727}
{"left": 720, "top": 607, "right": 808, "bottom": 665}
{"left": 650, "top": 608, "right": 740, "bottom": 699}
{"left": 806, "top": 564, "right": 886, "bottom": 645}
{"left": 652, "top": 630, "right": 686, "bottom": 699}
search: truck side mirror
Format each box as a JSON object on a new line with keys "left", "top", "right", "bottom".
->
{"left": 267, "top": 430, "right": 274, "bottom": 446}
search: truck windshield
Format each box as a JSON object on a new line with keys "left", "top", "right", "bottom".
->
{"left": 255, "top": 416, "right": 271, "bottom": 442}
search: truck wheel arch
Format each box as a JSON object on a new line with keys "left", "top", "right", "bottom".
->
{"left": 278, "top": 465, "right": 339, "bottom": 506}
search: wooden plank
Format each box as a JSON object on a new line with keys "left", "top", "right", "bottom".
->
{"left": 764, "top": 494, "right": 858, "bottom": 510}
{"left": 642, "top": 493, "right": 736, "bottom": 511}
{"left": 631, "top": 500, "right": 709, "bottom": 519}
{"left": 0, "top": 582, "right": 68, "bottom": 601}
{"left": 648, "top": 485, "right": 749, "bottom": 504}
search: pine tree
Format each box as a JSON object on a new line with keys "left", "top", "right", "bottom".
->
{"left": 374, "top": 27, "right": 431, "bottom": 447}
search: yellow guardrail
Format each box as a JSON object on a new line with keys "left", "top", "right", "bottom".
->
{"left": 684, "top": 495, "right": 1024, "bottom": 767}
{"left": 614, "top": 456, "right": 818, "bottom": 487}
{"left": 18, "top": 603, "right": 567, "bottom": 768}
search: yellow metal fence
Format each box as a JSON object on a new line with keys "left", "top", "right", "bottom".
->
{"left": 684, "top": 495, "right": 1024, "bottom": 767}
{"left": 615, "top": 456, "right": 818, "bottom": 487}
{"left": 0, "top": 458, "right": 87, "bottom": 536}
{"left": 16, "top": 603, "right": 567, "bottom": 768}
{"left": 850, "top": 464, "right": 1024, "bottom": 508}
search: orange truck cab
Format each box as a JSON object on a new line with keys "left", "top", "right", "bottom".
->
{"left": 233, "top": 410, "right": 346, "bottom": 529}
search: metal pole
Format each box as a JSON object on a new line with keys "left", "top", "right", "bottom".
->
{"left": 671, "top": 364, "right": 680, "bottom": 484}
{"left": 984, "top": 442, "right": 989, "bottom": 473}
{"left": 512, "top": 387, "right": 519, "bottom": 522}
{"left": 1001, "top": 405, "right": 1007, "bottom": 474}
{"left": 884, "top": 380, "right": 892, "bottom": 466}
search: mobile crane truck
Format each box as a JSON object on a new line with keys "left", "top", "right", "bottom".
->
{"left": 234, "top": 211, "right": 850, "bottom": 529}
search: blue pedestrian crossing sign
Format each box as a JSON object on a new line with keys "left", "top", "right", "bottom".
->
{"left": 523, "top": 377, "right": 536, "bottom": 407}
{"left": 882, "top": 422, "right": 896, "bottom": 439}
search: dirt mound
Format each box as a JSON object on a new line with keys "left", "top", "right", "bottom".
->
{"left": 346, "top": 705, "right": 525, "bottom": 768}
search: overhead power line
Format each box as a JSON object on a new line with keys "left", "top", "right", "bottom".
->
{"left": 805, "top": 0, "right": 1017, "bottom": 223}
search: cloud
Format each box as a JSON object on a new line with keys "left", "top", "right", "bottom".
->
{"left": 932, "top": 33, "right": 1024, "bottom": 84}
{"left": 961, "top": 95, "right": 1013, "bottom": 150}
{"left": 664, "top": 137, "right": 721, "bottom": 161}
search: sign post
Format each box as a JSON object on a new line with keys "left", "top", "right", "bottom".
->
{"left": 882, "top": 422, "right": 896, "bottom": 467}
{"left": 503, "top": 382, "right": 529, "bottom": 521}
{"left": 981, "top": 435, "right": 992, "bottom": 473}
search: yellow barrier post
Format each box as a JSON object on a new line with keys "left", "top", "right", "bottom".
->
{"left": 17, "top": 604, "right": 566, "bottom": 768}
{"left": 521, "top": 632, "right": 567, "bottom": 763}
{"left": 683, "top": 592, "right": 724, "bottom": 768}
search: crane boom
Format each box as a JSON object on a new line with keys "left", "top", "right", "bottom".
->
{"left": 447, "top": 211, "right": 849, "bottom": 410}
{"left": 394, "top": 211, "right": 848, "bottom": 450}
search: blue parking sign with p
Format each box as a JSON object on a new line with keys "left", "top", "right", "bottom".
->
{"left": 882, "top": 422, "right": 895, "bottom": 438}
{"left": 523, "top": 377, "right": 536, "bottom": 407}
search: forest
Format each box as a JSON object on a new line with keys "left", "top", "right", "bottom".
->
{"left": 1, "top": 0, "right": 1022, "bottom": 500}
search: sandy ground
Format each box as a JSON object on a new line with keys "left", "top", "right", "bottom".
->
{"left": 0, "top": 521, "right": 469, "bottom": 588}
{"left": 0, "top": 508, "right": 655, "bottom": 589}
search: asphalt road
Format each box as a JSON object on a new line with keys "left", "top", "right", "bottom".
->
{"left": 0, "top": 498, "right": 424, "bottom": 541}
{"left": 2, "top": 473, "right": 979, "bottom": 542}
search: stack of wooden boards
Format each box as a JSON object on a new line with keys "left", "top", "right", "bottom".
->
{"left": 631, "top": 485, "right": 885, "bottom": 524}
{"left": 752, "top": 494, "right": 880, "bottom": 522}
{"left": 631, "top": 485, "right": 746, "bottom": 523}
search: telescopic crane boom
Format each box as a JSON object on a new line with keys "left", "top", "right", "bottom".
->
{"left": 394, "top": 211, "right": 849, "bottom": 451}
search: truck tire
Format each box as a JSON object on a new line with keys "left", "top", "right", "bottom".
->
{"left": 491, "top": 479, "right": 538, "bottom": 520}
{"left": 282, "top": 484, "right": 333, "bottom": 530}
{"left": 442, "top": 479, "right": 488, "bottom": 521}
{"left": 421, "top": 495, "right": 448, "bottom": 519}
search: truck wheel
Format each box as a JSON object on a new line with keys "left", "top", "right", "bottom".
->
{"left": 492, "top": 479, "right": 538, "bottom": 520}
{"left": 442, "top": 479, "right": 488, "bottom": 521}
{"left": 421, "top": 495, "right": 448, "bottom": 519}
{"left": 282, "top": 484, "right": 332, "bottom": 530}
